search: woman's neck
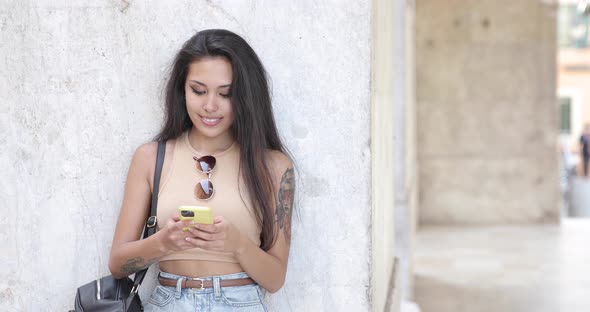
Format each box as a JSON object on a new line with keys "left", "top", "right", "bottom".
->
{"left": 187, "top": 128, "right": 235, "bottom": 155}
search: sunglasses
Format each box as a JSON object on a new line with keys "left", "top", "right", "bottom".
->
{"left": 193, "top": 155, "right": 216, "bottom": 200}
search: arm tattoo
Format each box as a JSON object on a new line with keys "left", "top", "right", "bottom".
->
{"left": 121, "top": 257, "right": 156, "bottom": 275}
{"left": 276, "top": 167, "right": 295, "bottom": 243}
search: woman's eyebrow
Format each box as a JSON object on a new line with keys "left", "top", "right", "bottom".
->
{"left": 189, "top": 80, "right": 231, "bottom": 88}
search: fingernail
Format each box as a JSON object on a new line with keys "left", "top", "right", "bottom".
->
{"left": 190, "top": 221, "right": 195, "bottom": 225}
{"left": 194, "top": 224, "right": 200, "bottom": 229}
{"left": 185, "top": 237, "right": 190, "bottom": 242}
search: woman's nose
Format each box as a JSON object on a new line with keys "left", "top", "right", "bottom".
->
{"left": 203, "top": 94, "right": 218, "bottom": 113}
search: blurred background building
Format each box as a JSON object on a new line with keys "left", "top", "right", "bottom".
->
{"left": 409, "top": 1, "right": 590, "bottom": 311}
{"left": 558, "top": 0, "right": 590, "bottom": 166}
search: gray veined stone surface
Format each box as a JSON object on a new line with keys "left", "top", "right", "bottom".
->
{"left": 0, "top": 1, "right": 372, "bottom": 310}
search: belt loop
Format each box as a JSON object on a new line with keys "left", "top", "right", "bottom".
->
{"left": 175, "top": 277, "right": 184, "bottom": 299}
{"left": 213, "top": 276, "right": 221, "bottom": 300}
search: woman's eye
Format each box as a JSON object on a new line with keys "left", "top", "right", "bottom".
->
{"left": 191, "top": 87, "right": 205, "bottom": 95}
{"left": 220, "top": 93, "right": 231, "bottom": 98}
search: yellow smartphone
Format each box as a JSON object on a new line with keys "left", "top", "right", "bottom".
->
{"left": 178, "top": 206, "right": 213, "bottom": 231}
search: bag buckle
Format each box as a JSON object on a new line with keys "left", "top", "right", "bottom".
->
{"left": 146, "top": 216, "right": 157, "bottom": 228}
{"left": 131, "top": 284, "right": 139, "bottom": 294}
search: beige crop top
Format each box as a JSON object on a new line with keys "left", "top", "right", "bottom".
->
{"left": 157, "top": 131, "right": 261, "bottom": 263}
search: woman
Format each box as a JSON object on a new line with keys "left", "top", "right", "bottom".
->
{"left": 108, "top": 29, "right": 294, "bottom": 311}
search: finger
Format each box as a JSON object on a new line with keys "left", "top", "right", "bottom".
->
{"left": 176, "top": 242, "right": 194, "bottom": 251}
{"left": 166, "top": 217, "right": 187, "bottom": 229}
{"left": 185, "top": 237, "right": 223, "bottom": 250}
{"left": 213, "top": 215, "right": 224, "bottom": 224}
{"left": 184, "top": 236, "right": 205, "bottom": 248}
{"left": 189, "top": 228, "right": 225, "bottom": 241}
{"left": 175, "top": 220, "right": 195, "bottom": 231}
{"left": 178, "top": 231, "right": 198, "bottom": 244}
{"left": 195, "top": 223, "right": 218, "bottom": 233}
{"left": 165, "top": 218, "right": 179, "bottom": 234}
{"left": 179, "top": 239, "right": 196, "bottom": 248}
{"left": 166, "top": 218, "right": 177, "bottom": 227}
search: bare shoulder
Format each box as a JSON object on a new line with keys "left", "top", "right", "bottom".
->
{"left": 132, "top": 141, "right": 159, "bottom": 169}
{"left": 131, "top": 140, "right": 175, "bottom": 187}
{"left": 266, "top": 150, "right": 294, "bottom": 178}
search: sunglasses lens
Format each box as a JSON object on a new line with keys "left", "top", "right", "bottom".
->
{"left": 195, "top": 156, "right": 216, "bottom": 173}
{"left": 195, "top": 180, "right": 214, "bottom": 200}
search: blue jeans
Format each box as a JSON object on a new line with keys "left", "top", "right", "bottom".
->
{"left": 144, "top": 272, "right": 267, "bottom": 312}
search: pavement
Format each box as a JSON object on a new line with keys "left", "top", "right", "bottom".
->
{"left": 414, "top": 218, "right": 590, "bottom": 312}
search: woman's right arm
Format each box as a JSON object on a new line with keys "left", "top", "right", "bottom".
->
{"left": 108, "top": 142, "right": 194, "bottom": 279}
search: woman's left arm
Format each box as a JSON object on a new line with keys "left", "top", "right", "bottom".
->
{"left": 186, "top": 153, "right": 294, "bottom": 293}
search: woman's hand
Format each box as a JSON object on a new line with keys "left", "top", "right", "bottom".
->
{"left": 155, "top": 217, "right": 200, "bottom": 254}
{"left": 185, "top": 216, "right": 246, "bottom": 255}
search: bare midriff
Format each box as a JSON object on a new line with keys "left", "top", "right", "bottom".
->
{"left": 159, "top": 260, "right": 244, "bottom": 278}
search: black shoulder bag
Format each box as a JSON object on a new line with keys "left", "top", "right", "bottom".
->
{"left": 72, "top": 140, "right": 166, "bottom": 312}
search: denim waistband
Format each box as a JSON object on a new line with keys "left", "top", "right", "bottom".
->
{"left": 159, "top": 271, "right": 250, "bottom": 281}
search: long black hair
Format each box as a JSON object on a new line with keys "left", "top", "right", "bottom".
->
{"left": 155, "top": 29, "right": 288, "bottom": 251}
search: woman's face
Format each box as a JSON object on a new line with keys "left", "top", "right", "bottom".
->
{"left": 185, "top": 57, "right": 235, "bottom": 142}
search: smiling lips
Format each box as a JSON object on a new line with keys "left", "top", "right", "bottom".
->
{"left": 200, "top": 115, "right": 223, "bottom": 126}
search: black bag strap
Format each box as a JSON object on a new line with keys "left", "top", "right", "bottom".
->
{"left": 132, "top": 140, "right": 166, "bottom": 290}
{"left": 145, "top": 140, "right": 166, "bottom": 239}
